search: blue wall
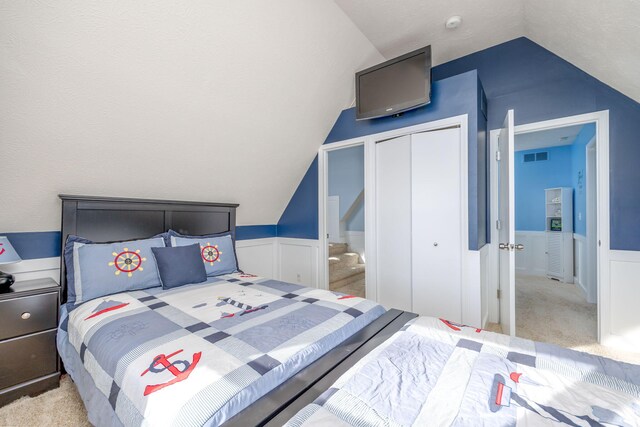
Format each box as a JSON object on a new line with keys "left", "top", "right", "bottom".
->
{"left": 1, "top": 225, "right": 278, "bottom": 261}
{"left": 514, "top": 124, "right": 594, "bottom": 235}
{"left": 515, "top": 146, "right": 573, "bottom": 232}
{"left": 432, "top": 37, "right": 640, "bottom": 250}
{"left": 328, "top": 145, "right": 364, "bottom": 231}
{"left": 9, "top": 38, "right": 640, "bottom": 260}
{"left": 278, "top": 70, "right": 487, "bottom": 250}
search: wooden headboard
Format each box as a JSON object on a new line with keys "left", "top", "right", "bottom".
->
{"left": 59, "top": 194, "right": 239, "bottom": 303}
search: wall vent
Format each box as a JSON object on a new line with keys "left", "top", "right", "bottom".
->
{"left": 523, "top": 151, "right": 548, "bottom": 163}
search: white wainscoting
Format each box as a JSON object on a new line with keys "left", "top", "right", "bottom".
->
{"left": 514, "top": 231, "right": 547, "bottom": 276}
{"left": 235, "top": 237, "right": 321, "bottom": 289}
{"left": 462, "top": 245, "right": 489, "bottom": 329}
{"left": 7, "top": 238, "right": 320, "bottom": 291}
{"left": 2, "top": 257, "right": 61, "bottom": 283}
{"left": 235, "top": 238, "right": 278, "bottom": 279}
{"left": 277, "top": 238, "right": 320, "bottom": 288}
{"left": 605, "top": 250, "right": 640, "bottom": 350}
{"left": 478, "top": 244, "right": 492, "bottom": 329}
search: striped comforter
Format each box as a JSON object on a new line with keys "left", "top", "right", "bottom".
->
{"left": 65, "top": 273, "right": 385, "bottom": 426}
{"left": 286, "top": 316, "right": 640, "bottom": 426}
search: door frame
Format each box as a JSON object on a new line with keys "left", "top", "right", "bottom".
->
{"left": 585, "top": 137, "right": 597, "bottom": 304}
{"left": 488, "top": 110, "right": 610, "bottom": 342}
{"left": 318, "top": 139, "right": 366, "bottom": 291}
{"left": 318, "top": 114, "right": 469, "bottom": 303}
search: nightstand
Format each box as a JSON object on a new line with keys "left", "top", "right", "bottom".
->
{"left": 0, "top": 278, "right": 60, "bottom": 406}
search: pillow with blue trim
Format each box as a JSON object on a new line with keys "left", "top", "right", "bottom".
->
{"left": 64, "top": 235, "right": 166, "bottom": 305}
{"left": 168, "top": 230, "right": 238, "bottom": 276}
{"left": 151, "top": 244, "right": 207, "bottom": 289}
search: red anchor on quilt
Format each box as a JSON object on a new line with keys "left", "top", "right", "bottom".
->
{"left": 140, "top": 349, "right": 201, "bottom": 396}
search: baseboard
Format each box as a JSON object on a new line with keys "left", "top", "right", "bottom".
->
{"left": 574, "top": 275, "right": 589, "bottom": 300}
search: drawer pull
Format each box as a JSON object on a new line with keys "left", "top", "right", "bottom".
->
{"left": 21, "top": 312, "right": 31, "bottom": 320}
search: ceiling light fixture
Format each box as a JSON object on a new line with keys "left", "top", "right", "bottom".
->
{"left": 445, "top": 16, "right": 462, "bottom": 29}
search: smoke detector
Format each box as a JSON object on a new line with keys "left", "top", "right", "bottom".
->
{"left": 446, "top": 16, "right": 462, "bottom": 29}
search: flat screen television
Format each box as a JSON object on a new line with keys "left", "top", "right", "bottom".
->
{"left": 356, "top": 45, "right": 432, "bottom": 120}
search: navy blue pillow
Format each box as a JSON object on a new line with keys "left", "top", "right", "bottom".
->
{"left": 151, "top": 244, "right": 207, "bottom": 289}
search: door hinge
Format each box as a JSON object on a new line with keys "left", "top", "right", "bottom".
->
{"left": 497, "top": 289, "right": 502, "bottom": 299}
{"left": 496, "top": 219, "right": 502, "bottom": 230}
{"left": 496, "top": 150, "right": 501, "bottom": 161}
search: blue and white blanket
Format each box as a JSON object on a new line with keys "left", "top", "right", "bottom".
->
{"left": 286, "top": 316, "right": 640, "bottom": 426}
{"left": 63, "top": 273, "right": 384, "bottom": 427}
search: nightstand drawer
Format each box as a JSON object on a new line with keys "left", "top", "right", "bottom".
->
{"left": 0, "top": 330, "right": 57, "bottom": 390}
{"left": 0, "top": 292, "right": 58, "bottom": 340}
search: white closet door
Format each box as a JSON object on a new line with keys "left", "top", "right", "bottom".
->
{"left": 376, "top": 135, "right": 412, "bottom": 311}
{"left": 411, "top": 127, "right": 462, "bottom": 322}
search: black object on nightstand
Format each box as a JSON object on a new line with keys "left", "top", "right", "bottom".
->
{"left": 0, "top": 278, "right": 61, "bottom": 406}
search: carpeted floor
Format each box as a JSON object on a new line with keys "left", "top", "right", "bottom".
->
{"left": 1, "top": 275, "right": 638, "bottom": 426}
{"left": 0, "top": 375, "right": 90, "bottom": 427}
{"left": 515, "top": 274, "right": 640, "bottom": 364}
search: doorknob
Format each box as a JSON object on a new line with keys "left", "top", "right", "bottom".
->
{"left": 499, "top": 243, "right": 524, "bottom": 251}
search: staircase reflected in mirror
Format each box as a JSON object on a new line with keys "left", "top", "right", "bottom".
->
{"left": 328, "top": 242, "right": 365, "bottom": 298}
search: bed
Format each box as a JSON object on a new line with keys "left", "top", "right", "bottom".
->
{"left": 282, "top": 316, "right": 640, "bottom": 426}
{"left": 56, "top": 195, "right": 402, "bottom": 427}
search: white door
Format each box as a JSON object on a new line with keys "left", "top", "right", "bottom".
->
{"left": 376, "top": 135, "right": 412, "bottom": 311}
{"left": 411, "top": 128, "right": 462, "bottom": 322}
{"left": 498, "top": 110, "right": 516, "bottom": 336}
{"left": 327, "top": 196, "right": 341, "bottom": 242}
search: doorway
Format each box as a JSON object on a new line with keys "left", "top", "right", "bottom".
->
{"left": 513, "top": 124, "right": 597, "bottom": 350}
{"left": 323, "top": 144, "right": 366, "bottom": 298}
{"left": 490, "top": 110, "right": 610, "bottom": 350}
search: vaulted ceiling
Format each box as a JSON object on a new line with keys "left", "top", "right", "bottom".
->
{"left": 335, "top": 0, "right": 640, "bottom": 104}
{"left": 1, "top": 1, "right": 383, "bottom": 231}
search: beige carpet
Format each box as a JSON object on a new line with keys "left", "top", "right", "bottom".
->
{"left": 0, "top": 375, "right": 90, "bottom": 427}
{"left": 515, "top": 274, "right": 640, "bottom": 364}
{"left": 2, "top": 276, "right": 638, "bottom": 425}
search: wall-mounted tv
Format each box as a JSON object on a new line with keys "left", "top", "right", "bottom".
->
{"left": 356, "top": 45, "right": 432, "bottom": 120}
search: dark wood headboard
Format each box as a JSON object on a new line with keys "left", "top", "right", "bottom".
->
{"left": 59, "top": 194, "right": 239, "bottom": 303}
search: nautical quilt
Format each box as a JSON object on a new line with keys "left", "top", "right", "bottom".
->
{"left": 286, "top": 316, "right": 640, "bottom": 426}
{"left": 66, "top": 273, "right": 385, "bottom": 427}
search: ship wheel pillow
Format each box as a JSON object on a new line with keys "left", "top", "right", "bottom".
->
{"left": 64, "top": 235, "right": 166, "bottom": 305}
{"left": 167, "top": 230, "right": 238, "bottom": 276}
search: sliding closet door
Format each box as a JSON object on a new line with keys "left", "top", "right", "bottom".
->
{"left": 376, "top": 135, "right": 412, "bottom": 311}
{"left": 411, "top": 128, "right": 462, "bottom": 322}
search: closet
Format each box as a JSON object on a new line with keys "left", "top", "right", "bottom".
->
{"left": 376, "top": 127, "right": 464, "bottom": 322}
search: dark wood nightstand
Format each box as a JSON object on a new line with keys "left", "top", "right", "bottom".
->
{"left": 0, "top": 278, "right": 61, "bottom": 406}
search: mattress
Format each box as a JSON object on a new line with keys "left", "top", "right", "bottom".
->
{"left": 286, "top": 316, "right": 640, "bottom": 426}
{"left": 57, "top": 273, "right": 385, "bottom": 427}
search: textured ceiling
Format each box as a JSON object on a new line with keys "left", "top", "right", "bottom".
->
{"left": 334, "top": 0, "right": 525, "bottom": 67}
{"left": 335, "top": 0, "right": 640, "bottom": 103}
{"left": 515, "top": 125, "right": 584, "bottom": 152}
